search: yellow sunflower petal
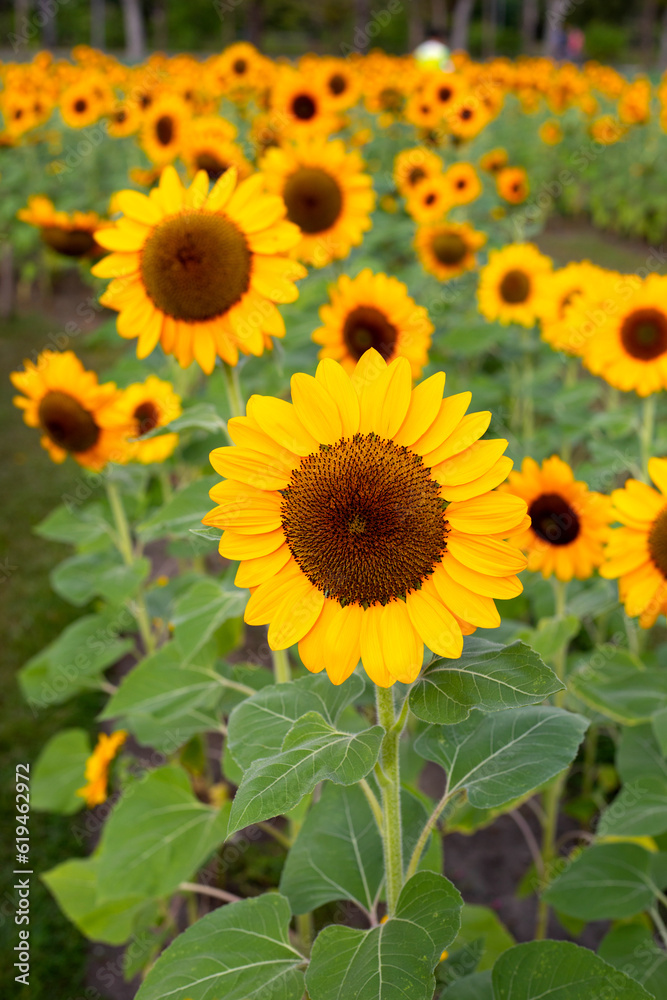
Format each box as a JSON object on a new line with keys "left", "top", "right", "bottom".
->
{"left": 406, "top": 581, "right": 463, "bottom": 658}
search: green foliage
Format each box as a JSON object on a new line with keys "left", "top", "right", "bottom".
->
{"left": 31, "top": 728, "right": 90, "bottom": 814}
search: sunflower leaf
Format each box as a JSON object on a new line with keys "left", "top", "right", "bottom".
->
{"left": 542, "top": 842, "right": 658, "bottom": 920}
{"left": 409, "top": 638, "right": 563, "bottom": 725}
{"left": 136, "top": 474, "right": 218, "bottom": 542}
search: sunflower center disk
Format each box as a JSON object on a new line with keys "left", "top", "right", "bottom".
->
{"left": 621, "top": 308, "right": 667, "bottom": 361}
{"left": 134, "top": 401, "right": 160, "bottom": 435}
{"left": 156, "top": 115, "right": 174, "bottom": 146}
{"left": 281, "top": 433, "right": 448, "bottom": 607}
{"left": 343, "top": 306, "right": 399, "bottom": 362}
{"left": 432, "top": 232, "right": 467, "bottom": 265}
{"left": 38, "top": 391, "right": 100, "bottom": 453}
{"left": 283, "top": 167, "right": 343, "bottom": 234}
{"left": 140, "top": 211, "right": 251, "bottom": 322}
{"left": 292, "top": 94, "right": 317, "bottom": 120}
{"left": 528, "top": 492, "right": 580, "bottom": 546}
{"left": 648, "top": 507, "right": 667, "bottom": 577}
{"left": 195, "top": 152, "right": 229, "bottom": 180}
{"left": 408, "top": 166, "right": 426, "bottom": 186}
{"left": 41, "top": 227, "right": 95, "bottom": 257}
{"left": 500, "top": 268, "right": 531, "bottom": 304}
{"left": 329, "top": 73, "right": 347, "bottom": 96}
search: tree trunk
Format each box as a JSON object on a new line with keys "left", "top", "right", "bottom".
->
{"left": 353, "top": 0, "right": 370, "bottom": 51}
{"left": 408, "top": 0, "right": 424, "bottom": 50}
{"left": 90, "top": 0, "right": 105, "bottom": 49}
{"left": 639, "top": 0, "right": 658, "bottom": 65}
{"left": 0, "top": 245, "right": 15, "bottom": 321}
{"left": 245, "top": 0, "right": 262, "bottom": 47}
{"left": 482, "top": 0, "right": 497, "bottom": 57}
{"left": 121, "top": 0, "right": 145, "bottom": 62}
{"left": 544, "top": 0, "right": 567, "bottom": 58}
{"left": 37, "top": 0, "right": 56, "bottom": 46}
{"left": 151, "top": 0, "right": 168, "bottom": 50}
{"left": 451, "top": 0, "right": 475, "bottom": 51}
{"left": 430, "top": 0, "right": 448, "bottom": 32}
{"left": 659, "top": 5, "right": 667, "bottom": 69}
{"left": 521, "top": 0, "right": 539, "bottom": 52}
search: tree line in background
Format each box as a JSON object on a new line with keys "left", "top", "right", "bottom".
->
{"left": 3, "top": 0, "right": 667, "bottom": 69}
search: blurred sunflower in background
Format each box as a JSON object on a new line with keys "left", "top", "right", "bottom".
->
{"left": 415, "top": 221, "right": 486, "bottom": 281}
{"left": 117, "top": 375, "right": 182, "bottom": 464}
{"left": 393, "top": 147, "right": 443, "bottom": 198}
{"left": 204, "top": 349, "right": 527, "bottom": 688}
{"left": 406, "top": 174, "right": 451, "bottom": 222}
{"left": 539, "top": 261, "right": 608, "bottom": 355}
{"left": 94, "top": 166, "right": 305, "bottom": 372}
{"left": 270, "top": 67, "right": 339, "bottom": 137}
{"left": 502, "top": 455, "right": 612, "bottom": 581}
{"left": 477, "top": 243, "right": 553, "bottom": 327}
{"left": 496, "top": 165, "right": 529, "bottom": 204}
{"left": 479, "top": 147, "right": 508, "bottom": 173}
{"left": 261, "top": 137, "right": 374, "bottom": 267}
{"left": 140, "top": 93, "right": 190, "bottom": 165}
{"left": 312, "top": 269, "right": 433, "bottom": 378}
{"left": 443, "top": 162, "right": 482, "bottom": 206}
{"left": 11, "top": 350, "right": 128, "bottom": 470}
{"left": 77, "top": 731, "right": 127, "bottom": 808}
{"left": 602, "top": 458, "right": 667, "bottom": 627}
{"left": 18, "top": 195, "right": 108, "bottom": 257}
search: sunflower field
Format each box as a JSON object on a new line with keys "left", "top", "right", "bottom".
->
{"left": 6, "top": 36, "right": 667, "bottom": 1000}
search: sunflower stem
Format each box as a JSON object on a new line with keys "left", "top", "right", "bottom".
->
{"left": 375, "top": 685, "right": 404, "bottom": 916}
{"left": 520, "top": 329, "right": 534, "bottom": 448}
{"left": 106, "top": 480, "right": 155, "bottom": 655}
{"left": 272, "top": 647, "right": 291, "bottom": 684}
{"left": 223, "top": 361, "right": 244, "bottom": 419}
{"left": 640, "top": 393, "right": 656, "bottom": 483}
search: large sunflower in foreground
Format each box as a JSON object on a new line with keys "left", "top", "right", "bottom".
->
{"left": 203, "top": 349, "right": 527, "bottom": 688}
{"left": 601, "top": 458, "right": 667, "bottom": 627}
{"left": 93, "top": 166, "right": 306, "bottom": 373}
{"left": 502, "top": 455, "right": 611, "bottom": 581}
{"left": 312, "top": 269, "right": 433, "bottom": 379}
{"left": 477, "top": 243, "right": 553, "bottom": 327}
{"left": 260, "top": 138, "right": 375, "bottom": 267}
{"left": 580, "top": 274, "right": 667, "bottom": 396}
{"left": 10, "top": 350, "right": 128, "bottom": 471}
{"left": 415, "top": 221, "right": 486, "bottom": 281}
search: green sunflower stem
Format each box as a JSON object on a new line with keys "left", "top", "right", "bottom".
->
{"left": 272, "top": 647, "right": 291, "bottom": 684}
{"left": 640, "top": 393, "right": 656, "bottom": 484}
{"left": 520, "top": 329, "right": 534, "bottom": 448}
{"left": 223, "top": 361, "right": 245, "bottom": 419}
{"left": 106, "top": 479, "right": 155, "bottom": 655}
{"left": 375, "top": 685, "right": 404, "bottom": 917}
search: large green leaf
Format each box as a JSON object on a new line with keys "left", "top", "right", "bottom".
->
{"left": 409, "top": 639, "right": 562, "bottom": 725}
{"left": 599, "top": 924, "right": 667, "bottom": 999}
{"left": 136, "top": 475, "right": 218, "bottom": 542}
{"left": 35, "top": 500, "right": 113, "bottom": 549}
{"left": 228, "top": 712, "right": 383, "bottom": 836}
{"left": 51, "top": 550, "right": 150, "bottom": 607}
{"left": 543, "top": 843, "right": 657, "bottom": 920}
{"left": 279, "top": 783, "right": 437, "bottom": 915}
{"left": 31, "top": 728, "right": 90, "bottom": 814}
{"left": 617, "top": 724, "right": 667, "bottom": 783}
{"left": 447, "top": 903, "right": 515, "bottom": 973}
{"left": 97, "top": 764, "right": 229, "bottom": 902}
{"left": 492, "top": 941, "right": 653, "bottom": 999}
{"left": 598, "top": 777, "right": 667, "bottom": 837}
{"left": 171, "top": 577, "right": 247, "bottom": 664}
{"left": 441, "top": 971, "right": 493, "bottom": 999}
{"left": 515, "top": 615, "right": 580, "bottom": 663}
{"left": 135, "top": 893, "right": 305, "bottom": 1000}
{"left": 569, "top": 649, "right": 667, "bottom": 724}
{"left": 415, "top": 706, "right": 588, "bottom": 809}
{"left": 18, "top": 613, "right": 134, "bottom": 709}
{"left": 42, "top": 857, "right": 157, "bottom": 945}
{"left": 394, "top": 871, "right": 462, "bottom": 966}
{"left": 227, "top": 672, "right": 365, "bottom": 770}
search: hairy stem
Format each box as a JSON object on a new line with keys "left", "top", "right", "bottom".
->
{"left": 375, "top": 685, "right": 404, "bottom": 915}
{"left": 106, "top": 480, "right": 155, "bottom": 654}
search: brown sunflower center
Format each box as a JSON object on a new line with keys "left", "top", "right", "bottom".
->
{"left": 38, "top": 391, "right": 100, "bottom": 453}
{"left": 114, "top": 109, "right": 127, "bottom": 124}
{"left": 500, "top": 268, "right": 531, "bottom": 304}
{"left": 343, "top": 306, "right": 399, "bottom": 362}
{"left": 281, "top": 433, "right": 447, "bottom": 606}
{"left": 195, "top": 152, "right": 229, "bottom": 180}
{"left": 648, "top": 507, "right": 667, "bottom": 577}
{"left": 292, "top": 94, "right": 317, "bottom": 120}
{"left": 380, "top": 87, "right": 403, "bottom": 111}
{"left": 283, "top": 167, "right": 343, "bottom": 234}
{"left": 41, "top": 227, "right": 96, "bottom": 257}
{"left": 233, "top": 58, "right": 247, "bottom": 74}
{"left": 134, "top": 401, "right": 160, "bottom": 435}
{"left": 432, "top": 232, "right": 468, "bottom": 266}
{"left": 140, "top": 211, "right": 251, "bottom": 322}
{"left": 156, "top": 115, "right": 174, "bottom": 146}
{"left": 460, "top": 107, "right": 473, "bottom": 120}
{"left": 438, "top": 86, "right": 452, "bottom": 102}
{"left": 408, "top": 166, "right": 427, "bottom": 186}
{"left": 528, "top": 492, "right": 580, "bottom": 546}
{"left": 74, "top": 98, "right": 87, "bottom": 114}
{"left": 620, "top": 308, "right": 667, "bottom": 361}
{"left": 329, "top": 73, "right": 347, "bottom": 96}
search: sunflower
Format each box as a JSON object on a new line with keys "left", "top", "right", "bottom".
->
{"left": 406, "top": 175, "right": 452, "bottom": 223}
{"left": 601, "top": 458, "right": 667, "bottom": 627}
{"left": 539, "top": 119, "right": 563, "bottom": 145}
{"left": 393, "top": 147, "right": 443, "bottom": 198}
{"left": 415, "top": 221, "right": 487, "bottom": 281}
{"left": 203, "top": 349, "right": 527, "bottom": 688}
{"left": 269, "top": 67, "right": 339, "bottom": 138}
{"left": 10, "top": 350, "right": 129, "bottom": 471}
{"left": 93, "top": 166, "right": 305, "bottom": 374}
{"left": 18, "top": 195, "right": 107, "bottom": 258}
{"left": 479, "top": 147, "right": 508, "bottom": 173}
{"left": 60, "top": 80, "right": 101, "bottom": 128}
{"left": 496, "top": 166, "right": 529, "bottom": 205}
{"left": 260, "top": 137, "right": 374, "bottom": 268}
{"left": 312, "top": 269, "right": 433, "bottom": 379}
{"left": 427, "top": 72, "right": 465, "bottom": 115}
{"left": 539, "top": 262, "right": 608, "bottom": 355}
{"left": 502, "top": 456, "right": 611, "bottom": 581}
{"left": 446, "top": 95, "right": 490, "bottom": 141}
{"left": 443, "top": 162, "right": 482, "bottom": 206}
{"left": 210, "top": 42, "right": 269, "bottom": 97}
{"left": 311, "top": 57, "right": 360, "bottom": 111}
{"left": 405, "top": 91, "right": 442, "bottom": 131}
{"left": 116, "top": 375, "right": 182, "bottom": 464}
{"left": 580, "top": 274, "right": 667, "bottom": 396}
{"left": 77, "top": 731, "right": 127, "bottom": 808}
{"left": 140, "top": 94, "right": 190, "bottom": 166}
{"left": 107, "top": 100, "right": 141, "bottom": 138}
{"left": 590, "top": 114, "right": 627, "bottom": 145}
{"left": 181, "top": 128, "right": 252, "bottom": 182}
{"left": 477, "top": 243, "right": 553, "bottom": 327}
